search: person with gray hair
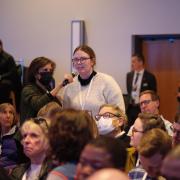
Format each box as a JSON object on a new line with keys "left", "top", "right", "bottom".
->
{"left": 10, "top": 117, "right": 53, "bottom": 180}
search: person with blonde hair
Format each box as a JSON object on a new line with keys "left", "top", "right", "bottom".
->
{"left": 95, "top": 104, "right": 130, "bottom": 148}
{"left": 0, "top": 103, "right": 27, "bottom": 171}
{"left": 10, "top": 117, "right": 53, "bottom": 180}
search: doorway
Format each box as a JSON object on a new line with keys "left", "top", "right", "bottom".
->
{"left": 132, "top": 35, "right": 180, "bottom": 121}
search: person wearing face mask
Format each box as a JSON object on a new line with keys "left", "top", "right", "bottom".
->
{"left": 95, "top": 104, "right": 130, "bottom": 149}
{"left": 20, "top": 57, "right": 62, "bottom": 124}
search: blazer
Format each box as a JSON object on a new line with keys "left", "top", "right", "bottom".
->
{"left": 126, "top": 70, "right": 157, "bottom": 100}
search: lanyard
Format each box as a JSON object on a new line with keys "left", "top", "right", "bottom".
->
{"left": 79, "top": 78, "right": 94, "bottom": 110}
{"left": 142, "top": 172, "right": 148, "bottom": 180}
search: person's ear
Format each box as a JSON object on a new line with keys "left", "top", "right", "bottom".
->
{"left": 113, "top": 117, "right": 123, "bottom": 128}
{"left": 90, "top": 58, "right": 96, "bottom": 67}
{"left": 118, "top": 117, "right": 124, "bottom": 127}
{"left": 155, "top": 100, "right": 160, "bottom": 108}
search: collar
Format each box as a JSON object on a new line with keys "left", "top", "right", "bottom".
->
{"left": 78, "top": 71, "right": 97, "bottom": 86}
{"left": 135, "top": 69, "right": 144, "bottom": 75}
{"left": 1, "top": 125, "right": 17, "bottom": 137}
{"left": 115, "top": 130, "right": 125, "bottom": 138}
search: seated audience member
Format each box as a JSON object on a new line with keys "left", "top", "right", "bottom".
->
{"left": 75, "top": 136, "right": 127, "bottom": 180}
{"left": 172, "top": 113, "right": 180, "bottom": 146}
{"left": 161, "top": 145, "right": 180, "bottom": 180}
{"left": 138, "top": 90, "right": 172, "bottom": 136}
{"left": 0, "top": 40, "right": 21, "bottom": 105}
{"left": 95, "top": 104, "right": 130, "bottom": 148}
{"left": 10, "top": 117, "right": 53, "bottom": 180}
{"left": 87, "top": 168, "right": 130, "bottom": 180}
{"left": 47, "top": 109, "right": 96, "bottom": 180}
{"left": 0, "top": 103, "right": 27, "bottom": 170}
{"left": 129, "top": 128, "right": 172, "bottom": 180}
{"left": 128, "top": 113, "right": 166, "bottom": 171}
{"left": 128, "top": 90, "right": 173, "bottom": 136}
{"left": 20, "top": 57, "right": 63, "bottom": 124}
{"left": 37, "top": 101, "right": 62, "bottom": 123}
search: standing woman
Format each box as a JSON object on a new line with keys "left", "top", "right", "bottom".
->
{"left": 20, "top": 57, "right": 62, "bottom": 124}
{"left": 0, "top": 103, "right": 27, "bottom": 170}
{"left": 63, "top": 45, "right": 125, "bottom": 117}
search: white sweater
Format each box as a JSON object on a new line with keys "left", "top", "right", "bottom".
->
{"left": 62, "top": 72, "right": 125, "bottom": 117}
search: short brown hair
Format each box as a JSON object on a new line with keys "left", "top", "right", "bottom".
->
{"left": 132, "top": 53, "right": 145, "bottom": 64}
{"left": 140, "top": 90, "right": 159, "bottom": 101}
{"left": 37, "top": 102, "right": 62, "bottom": 119}
{"left": 49, "top": 109, "right": 96, "bottom": 163}
{"left": 138, "top": 113, "right": 166, "bottom": 133}
{"left": 139, "top": 128, "right": 172, "bottom": 158}
{"left": 73, "top": 45, "right": 96, "bottom": 67}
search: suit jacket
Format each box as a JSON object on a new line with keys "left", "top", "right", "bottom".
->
{"left": 126, "top": 70, "right": 157, "bottom": 101}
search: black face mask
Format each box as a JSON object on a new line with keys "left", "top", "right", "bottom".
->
{"left": 39, "top": 72, "right": 53, "bottom": 86}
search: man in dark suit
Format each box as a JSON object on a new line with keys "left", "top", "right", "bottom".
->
{"left": 126, "top": 53, "right": 157, "bottom": 130}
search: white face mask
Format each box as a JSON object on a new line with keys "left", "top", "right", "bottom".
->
{"left": 96, "top": 117, "right": 115, "bottom": 135}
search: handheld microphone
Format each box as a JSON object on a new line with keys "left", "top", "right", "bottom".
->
{"left": 62, "top": 73, "right": 76, "bottom": 87}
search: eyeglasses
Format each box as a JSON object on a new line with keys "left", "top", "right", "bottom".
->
{"left": 72, "top": 57, "right": 90, "bottom": 64}
{"left": 95, "top": 112, "right": 120, "bottom": 121}
{"left": 139, "top": 99, "right": 152, "bottom": 106}
{"left": 33, "top": 117, "right": 49, "bottom": 129}
{"left": 132, "top": 126, "right": 144, "bottom": 135}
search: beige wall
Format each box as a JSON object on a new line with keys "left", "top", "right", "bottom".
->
{"left": 0, "top": 0, "right": 180, "bottom": 93}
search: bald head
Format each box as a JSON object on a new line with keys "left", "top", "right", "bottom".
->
{"left": 87, "top": 168, "right": 129, "bottom": 180}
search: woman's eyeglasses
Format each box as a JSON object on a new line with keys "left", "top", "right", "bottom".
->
{"left": 72, "top": 57, "right": 90, "bottom": 64}
{"left": 95, "top": 112, "right": 120, "bottom": 121}
{"left": 132, "top": 126, "right": 144, "bottom": 135}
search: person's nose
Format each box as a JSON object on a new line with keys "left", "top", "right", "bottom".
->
{"left": 140, "top": 103, "right": 147, "bottom": 111}
{"left": 23, "top": 136, "right": 31, "bottom": 144}
{"left": 6, "top": 112, "right": 11, "bottom": 118}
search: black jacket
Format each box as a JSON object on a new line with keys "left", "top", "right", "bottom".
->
{"left": 126, "top": 70, "right": 157, "bottom": 96}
